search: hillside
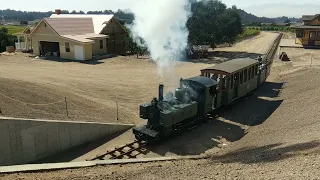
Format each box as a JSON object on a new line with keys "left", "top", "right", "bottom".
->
{"left": 236, "top": 8, "right": 300, "bottom": 24}
{"left": 1, "top": 7, "right": 299, "bottom": 26}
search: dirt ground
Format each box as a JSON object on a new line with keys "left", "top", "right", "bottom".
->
{"left": 195, "top": 32, "right": 279, "bottom": 64}
{"left": 0, "top": 55, "right": 209, "bottom": 124}
{"left": 0, "top": 31, "right": 278, "bottom": 125}
{"left": 1, "top": 35, "right": 320, "bottom": 179}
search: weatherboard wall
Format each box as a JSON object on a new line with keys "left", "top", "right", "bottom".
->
{"left": 0, "top": 117, "right": 133, "bottom": 166}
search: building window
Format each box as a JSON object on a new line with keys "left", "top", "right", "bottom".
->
{"left": 65, "top": 42, "right": 70, "bottom": 52}
{"left": 296, "top": 30, "right": 304, "bottom": 38}
{"left": 317, "top": 32, "right": 320, "bottom": 41}
{"left": 44, "top": 23, "right": 46, "bottom": 27}
{"left": 100, "top": 40, "right": 103, "bottom": 49}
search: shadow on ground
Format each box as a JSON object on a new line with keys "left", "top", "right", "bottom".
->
{"left": 149, "top": 119, "right": 246, "bottom": 156}
{"left": 33, "top": 54, "right": 118, "bottom": 65}
{"left": 188, "top": 51, "right": 264, "bottom": 64}
{"left": 149, "top": 81, "right": 284, "bottom": 156}
{"left": 219, "top": 81, "right": 284, "bottom": 126}
{"left": 210, "top": 140, "right": 320, "bottom": 164}
{"left": 34, "top": 130, "right": 128, "bottom": 164}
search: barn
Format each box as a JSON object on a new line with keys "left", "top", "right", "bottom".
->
{"left": 29, "top": 10, "right": 127, "bottom": 61}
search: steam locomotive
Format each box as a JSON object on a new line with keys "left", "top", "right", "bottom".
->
{"left": 133, "top": 57, "right": 270, "bottom": 143}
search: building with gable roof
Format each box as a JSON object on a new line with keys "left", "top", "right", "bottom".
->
{"left": 292, "top": 14, "right": 320, "bottom": 46}
{"left": 29, "top": 9, "right": 127, "bottom": 60}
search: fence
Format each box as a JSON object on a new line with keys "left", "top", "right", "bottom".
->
{"left": 0, "top": 91, "right": 120, "bottom": 122}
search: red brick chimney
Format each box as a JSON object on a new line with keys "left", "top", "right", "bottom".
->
{"left": 55, "top": 9, "right": 61, "bottom": 15}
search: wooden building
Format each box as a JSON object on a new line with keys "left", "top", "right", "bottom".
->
{"left": 293, "top": 14, "right": 320, "bottom": 46}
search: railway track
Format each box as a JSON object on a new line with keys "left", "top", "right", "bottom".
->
{"left": 264, "top": 33, "right": 283, "bottom": 65}
{"left": 87, "top": 33, "right": 283, "bottom": 162}
{"left": 87, "top": 140, "right": 149, "bottom": 161}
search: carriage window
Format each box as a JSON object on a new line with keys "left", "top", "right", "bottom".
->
{"left": 248, "top": 67, "right": 251, "bottom": 80}
{"left": 240, "top": 71, "right": 243, "bottom": 84}
{"left": 244, "top": 69, "right": 247, "bottom": 82}
{"left": 223, "top": 75, "right": 228, "bottom": 89}
{"left": 251, "top": 66, "right": 255, "bottom": 77}
{"left": 230, "top": 75, "right": 234, "bottom": 89}
{"left": 255, "top": 65, "right": 258, "bottom": 75}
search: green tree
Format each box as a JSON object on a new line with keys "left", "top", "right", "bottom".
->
{"left": 187, "top": 0, "right": 243, "bottom": 48}
{"left": 0, "top": 27, "right": 15, "bottom": 52}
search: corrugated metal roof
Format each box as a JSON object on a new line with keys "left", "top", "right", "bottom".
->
{"left": 50, "top": 14, "right": 114, "bottom": 34}
{"left": 44, "top": 18, "right": 94, "bottom": 35}
{"left": 202, "top": 58, "right": 259, "bottom": 74}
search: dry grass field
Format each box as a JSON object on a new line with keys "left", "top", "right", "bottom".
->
{"left": 0, "top": 32, "right": 278, "bottom": 125}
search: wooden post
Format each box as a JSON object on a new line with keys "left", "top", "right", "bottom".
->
{"left": 116, "top": 100, "right": 119, "bottom": 121}
{"left": 65, "top": 97, "right": 69, "bottom": 118}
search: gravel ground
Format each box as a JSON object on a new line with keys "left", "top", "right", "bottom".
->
{"left": 1, "top": 35, "right": 320, "bottom": 180}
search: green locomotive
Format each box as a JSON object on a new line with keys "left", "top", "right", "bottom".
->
{"left": 133, "top": 58, "right": 268, "bottom": 142}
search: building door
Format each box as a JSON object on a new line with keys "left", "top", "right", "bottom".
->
{"left": 309, "top": 31, "right": 316, "bottom": 45}
{"left": 74, "top": 45, "right": 85, "bottom": 60}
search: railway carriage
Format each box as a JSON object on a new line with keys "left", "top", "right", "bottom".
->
{"left": 200, "top": 58, "right": 260, "bottom": 107}
{"left": 133, "top": 57, "right": 270, "bottom": 143}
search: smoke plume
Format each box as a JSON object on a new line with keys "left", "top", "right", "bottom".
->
{"left": 127, "top": 0, "right": 192, "bottom": 79}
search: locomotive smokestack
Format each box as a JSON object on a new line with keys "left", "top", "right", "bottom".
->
{"left": 159, "top": 84, "right": 164, "bottom": 102}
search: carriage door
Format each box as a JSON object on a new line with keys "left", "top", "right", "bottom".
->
{"left": 234, "top": 72, "right": 239, "bottom": 99}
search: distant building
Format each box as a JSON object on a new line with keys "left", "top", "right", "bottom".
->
{"left": 29, "top": 9, "right": 127, "bottom": 61}
{"left": 292, "top": 14, "right": 320, "bottom": 46}
{"left": 13, "top": 26, "right": 34, "bottom": 52}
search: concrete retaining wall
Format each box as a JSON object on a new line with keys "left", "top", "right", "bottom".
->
{"left": 0, "top": 117, "right": 134, "bottom": 166}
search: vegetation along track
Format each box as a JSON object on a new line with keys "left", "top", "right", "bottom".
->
{"left": 87, "top": 33, "right": 283, "bottom": 161}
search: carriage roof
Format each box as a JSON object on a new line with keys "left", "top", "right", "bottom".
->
{"left": 201, "top": 58, "right": 259, "bottom": 75}
{"left": 182, "top": 76, "right": 218, "bottom": 88}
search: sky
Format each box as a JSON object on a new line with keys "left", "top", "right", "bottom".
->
{"left": 2, "top": 0, "right": 320, "bottom": 18}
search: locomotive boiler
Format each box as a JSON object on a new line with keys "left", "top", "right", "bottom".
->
{"left": 133, "top": 77, "right": 218, "bottom": 142}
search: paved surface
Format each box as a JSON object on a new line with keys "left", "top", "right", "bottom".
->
{"left": 279, "top": 39, "right": 303, "bottom": 48}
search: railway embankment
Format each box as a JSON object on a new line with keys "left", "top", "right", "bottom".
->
{"left": 0, "top": 117, "right": 133, "bottom": 166}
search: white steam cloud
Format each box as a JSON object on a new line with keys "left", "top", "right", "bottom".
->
{"left": 127, "top": 0, "right": 192, "bottom": 78}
